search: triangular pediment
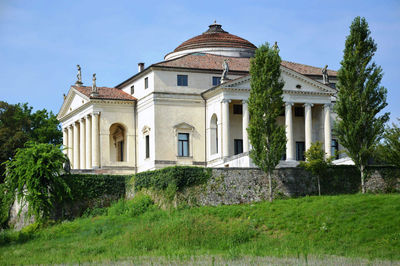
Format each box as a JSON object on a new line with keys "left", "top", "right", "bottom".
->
{"left": 173, "top": 122, "right": 195, "bottom": 131}
{"left": 208, "top": 66, "right": 337, "bottom": 97}
{"left": 57, "top": 87, "right": 90, "bottom": 121}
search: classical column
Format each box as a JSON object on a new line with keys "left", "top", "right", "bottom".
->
{"left": 73, "top": 122, "right": 80, "bottom": 169}
{"left": 92, "top": 112, "right": 100, "bottom": 168}
{"left": 222, "top": 99, "right": 231, "bottom": 157}
{"left": 85, "top": 114, "right": 92, "bottom": 169}
{"left": 79, "top": 118, "right": 85, "bottom": 169}
{"left": 304, "top": 103, "right": 313, "bottom": 151}
{"left": 285, "top": 102, "right": 295, "bottom": 160}
{"left": 324, "top": 104, "right": 332, "bottom": 158}
{"left": 242, "top": 100, "right": 249, "bottom": 153}
{"left": 67, "top": 125, "right": 73, "bottom": 165}
{"left": 62, "top": 128, "right": 68, "bottom": 155}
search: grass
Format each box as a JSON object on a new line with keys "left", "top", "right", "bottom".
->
{"left": 0, "top": 194, "right": 399, "bottom": 264}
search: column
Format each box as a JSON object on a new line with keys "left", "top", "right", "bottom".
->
{"left": 62, "top": 128, "right": 68, "bottom": 155}
{"left": 68, "top": 125, "right": 73, "bottom": 167}
{"left": 324, "top": 104, "right": 332, "bottom": 158}
{"left": 285, "top": 102, "right": 295, "bottom": 160}
{"left": 242, "top": 100, "right": 249, "bottom": 153}
{"left": 92, "top": 112, "right": 100, "bottom": 168}
{"left": 73, "top": 122, "right": 80, "bottom": 169}
{"left": 222, "top": 99, "right": 231, "bottom": 157}
{"left": 304, "top": 103, "right": 313, "bottom": 151}
{"left": 79, "top": 118, "right": 85, "bottom": 169}
{"left": 85, "top": 114, "right": 92, "bottom": 169}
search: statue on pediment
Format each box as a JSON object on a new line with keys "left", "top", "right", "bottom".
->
{"left": 221, "top": 59, "right": 229, "bottom": 83}
{"left": 322, "top": 65, "right": 329, "bottom": 84}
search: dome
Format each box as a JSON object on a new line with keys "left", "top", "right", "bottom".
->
{"left": 164, "top": 22, "right": 257, "bottom": 60}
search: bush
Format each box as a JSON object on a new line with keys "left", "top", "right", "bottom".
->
{"left": 134, "top": 166, "right": 211, "bottom": 192}
{"left": 3, "top": 142, "right": 70, "bottom": 222}
{"left": 107, "top": 194, "right": 154, "bottom": 218}
{"left": 0, "top": 183, "right": 15, "bottom": 229}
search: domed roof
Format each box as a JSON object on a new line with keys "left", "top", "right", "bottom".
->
{"left": 165, "top": 22, "right": 257, "bottom": 60}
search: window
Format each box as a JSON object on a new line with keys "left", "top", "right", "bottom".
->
{"left": 118, "top": 141, "right": 124, "bottom": 161}
{"left": 294, "top": 107, "right": 304, "bottom": 117}
{"left": 331, "top": 139, "right": 339, "bottom": 159}
{"left": 144, "top": 77, "right": 148, "bottom": 89}
{"left": 130, "top": 85, "right": 134, "bottom": 95}
{"left": 234, "top": 139, "right": 243, "bottom": 155}
{"left": 296, "top": 141, "right": 305, "bottom": 161}
{"left": 212, "top": 76, "right": 221, "bottom": 86}
{"left": 233, "top": 104, "right": 243, "bottom": 115}
{"left": 145, "top": 135, "right": 150, "bottom": 158}
{"left": 178, "top": 133, "right": 189, "bottom": 157}
{"left": 177, "top": 75, "right": 188, "bottom": 86}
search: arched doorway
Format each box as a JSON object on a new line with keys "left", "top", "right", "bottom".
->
{"left": 210, "top": 114, "right": 218, "bottom": 155}
{"left": 109, "top": 123, "right": 126, "bottom": 162}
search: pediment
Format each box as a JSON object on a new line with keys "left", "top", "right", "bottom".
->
{"left": 57, "top": 87, "right": 90, "bottom": 121}
{"left": 173, "top": 122, "right": 195, "bottom": 131}
{"left": 216, "top": 66, "right": 336, "bottom": 96}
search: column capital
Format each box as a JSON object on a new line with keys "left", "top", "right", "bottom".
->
{"left": 86, "top": 114, "right": 91, "bottom": 119}
{"left": 285, "top": 101, "right": 294, "bottom": 107}
{"left": 324, "top": 103, "right": 332, "bottom": 110}
{"left": 221, "top": 99, "right": 231, "bottom": 104}
{"left": 68, "top": 124, "right": 74, "bottom": 129}
{"left": 303, "top": 103, "right": 314, "bottom": 108}
{"left": 80, "top": 117, "right": 85, "bottom": 123}
{"left": 92, "top": 111, "right": 100, "bottom": 116}
{"left": 242, "top": 100, "right": 247, "bottom": 105}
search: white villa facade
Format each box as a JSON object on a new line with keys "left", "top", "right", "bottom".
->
{"left": 58, "top": 22, "right": 344, "bottom": 174}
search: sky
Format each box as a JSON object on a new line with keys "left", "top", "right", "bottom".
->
{"left": 0, "top": 0, "right": 399, "bottom": 123}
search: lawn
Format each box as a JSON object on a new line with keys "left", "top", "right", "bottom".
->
{"left": 0, "top": 194, "right": 399, "bottom": 264}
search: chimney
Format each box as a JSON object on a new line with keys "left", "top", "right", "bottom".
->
{"left": 138, "top": 62, "right": 144, "bottom": 72}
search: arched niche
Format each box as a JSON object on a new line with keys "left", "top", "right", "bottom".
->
{"left": 210, "top": 114, "right": 218, "bottom": 155}
{"left": 109, "top": 123, "right": 127, "bottom": 162}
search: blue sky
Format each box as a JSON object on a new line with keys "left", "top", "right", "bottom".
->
{"left": 0, "top": 0, "right": 399, "bottom": 123}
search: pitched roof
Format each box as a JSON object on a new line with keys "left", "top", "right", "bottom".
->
{"left": 74, "top": 86, "right": 136, "bottom": 101}
{"left": 155, "top": 53, "right": 337, "bottom": 77}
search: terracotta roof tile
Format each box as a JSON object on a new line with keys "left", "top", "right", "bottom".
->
{"left": 74, "top": 86, "right": 136, "bottom": 101}
{"left": 155, "top": 53, "right": 337, "bottom": 77}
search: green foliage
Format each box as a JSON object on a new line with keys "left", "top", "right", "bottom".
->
{"left": 107, "top": 194, "right": 154, "bottom": 218}
{"left": 382, "top": 120, "right": 400, "bottom": 167}
{"left": 334, "top": 17, "right": 389, "bottom": 193}
{"left": 299, "top": 142, "right": 333, "bottom": 195}
{"left": 0, "top": 101, "right": 62, "bottom": 183}
{"left": 248, "top": 43, "right": 286, "bottom": 201}
{"left": 3, "top": 142, "right": 70, "bottom": 222}
{"left": 0, "top": 183, "right": 15, "bottom": 229}
{"left": 134, "top": 166, "right": 211, "bottom": 192}
{"left": 0, "top": 194, "right": 399, "bottom": 264}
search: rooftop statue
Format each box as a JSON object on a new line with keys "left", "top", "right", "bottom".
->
{"left": 76, "top": 64, "right": 82, "bottom": 85}
{"left": 322, "top": 65, "right": 329, "bottom": 84}
{"left": 221, "top": 59, "right": 229, "bottom": 82}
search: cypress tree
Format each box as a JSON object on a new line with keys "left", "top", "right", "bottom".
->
{"left": 248, "top": 43, "right": 286, "bottom": 202}
{"left": 335, "top": 17, "right": 389, "bottom": 193}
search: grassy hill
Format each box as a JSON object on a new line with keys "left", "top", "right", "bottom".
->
{"left": 0, "top": 194, "right": 399, "bottom": 264}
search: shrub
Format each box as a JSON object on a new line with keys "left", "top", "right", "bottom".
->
{"left": 107, "top": 194, "right": 154, "bottom": 218}
{"left": 134, "top": 166, "right": 211, "bottom": 192}
{"left": 3, "top": 142, "right": 70, "bottom": 222}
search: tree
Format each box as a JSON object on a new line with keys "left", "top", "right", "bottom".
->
{"left": 0, "top": 101, "right": 62, "bottom": 183}
{"left": 248, "top": 43, "right": 286, "bottom": 202}
{"left": 3, "top": 142, "right": 70, "bottom": 222}
{"left": 334, "top": 17, "right": 389, "bottom": 193}
{"left": 382, "top": 119, "right": 400, "bottom": 167}
{"left": 299, "top": 142, "right": 332, "bottom": 196}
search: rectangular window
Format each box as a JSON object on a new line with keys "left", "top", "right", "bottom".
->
{"left": 178, "top": 133, "right": 189, "bottom": 157}
{"left": 294, "top": 107, "right": 304, "bottom": 117}
{"left": 233, "top": 104, "right": 243, "bottom": 115}
{"left": 234, "top": 139, "right": 243, "bottom": 155}
{"left": 130, "top": 85, "right": 134, "bottom": 95}
{"left": 144, "top": 77, "right": 148, "bottom": 89}
{"left": 145, "top": 135, "right": 150, "bottom": 158}
{"left": 331, "top": 139, "right": 339, "bottom": 159}
{"left": 177, "top": 75, "right": 188, "bottom": 86}
{"left": 117, "top": 141, "right": 124, "bottom": 162}
{"left": 296, "top": 141, "right": 305, "bottom": 161}
{"left": 212, "top": 76, "right": 221, "bottom": 86}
